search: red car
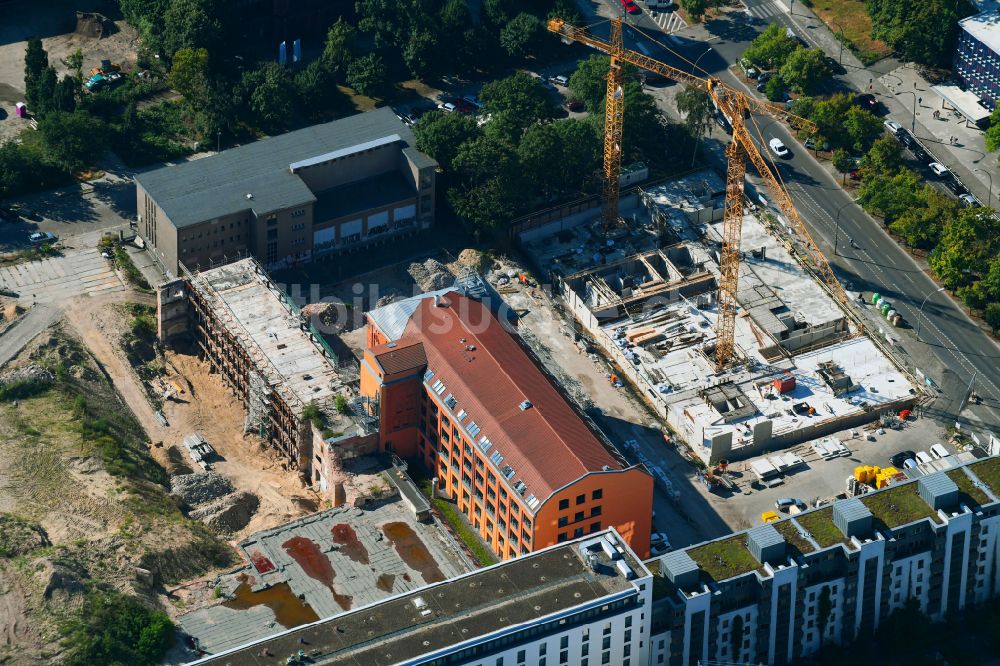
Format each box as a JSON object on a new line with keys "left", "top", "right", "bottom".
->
{"left": 621, "top": 0, "right": 641, "bottom": 14}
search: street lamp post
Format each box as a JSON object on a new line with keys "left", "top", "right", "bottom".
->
{"left": 833, "top": 198, "right": 860, "bottom": 256}
{"left": 916, "top": 286, "right": 946, "bottom": 341}
{"left": 974, "top": 167, "right": 993, "bottom": 209}
{"left": 830, "top": 19, "right": 845, "bottom": 65}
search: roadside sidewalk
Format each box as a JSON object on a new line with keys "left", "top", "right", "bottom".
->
{"left": 772, "top": 0, "right": 997, "bottom": 207}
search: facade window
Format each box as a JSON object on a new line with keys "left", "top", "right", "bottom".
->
{"left": 575, "top": 511, "right": 584, "bottom": 522}
{"left": 557, "top": 532, "right": 568, "bottom": 542}
{"left": 558, "top": 517, "right": 568, "bottom": 527}
{"left": 591, "top": 506, "right": 602, "bottom": 517}
{"left": 592, "top": 489, "right": 603, "bottom": 500}
{"left": 559, "top": 499, "right": 569, "bottom": 510}
{"left": 576, "top": 494, "right": 586, "bottom": 505}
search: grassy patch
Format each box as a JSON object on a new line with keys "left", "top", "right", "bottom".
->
{"left": 687, "top": 536, "right": 760, "bottom": 581}
{"left": 809, "top": 0, "right": 893, "bottom": 64}
{"left": 862, "top": 483, "right": 939, "bottom": 529}
{"left": 947, "top": 468, "right": 991, "bottom": 507}
{"left": 113, "top": 247, "right": 151, "bottom": 291}
{"left": 59, "top": 589, "right": 173, "bottom": 666}
{"left": 411, "top": 467, "right": 497, "bottom": 568}
{"left": 774, "top": 518, "right": 815, "bottom": 556}
{"left": 969, "top": 458, "right": 1000, "bottom": 500}
{"left": 796, "top": 508, "right": 850, "bottom": 549}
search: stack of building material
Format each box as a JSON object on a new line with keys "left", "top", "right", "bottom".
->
{"left": 626, "top": 326, "right": 655, "bottom": 342}
{"left": 632, "top": 330, "right": 665, "bottom": 346}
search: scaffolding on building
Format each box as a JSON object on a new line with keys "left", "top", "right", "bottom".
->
{"left": 245, "top": 368, "right": 272, "bottom": 438}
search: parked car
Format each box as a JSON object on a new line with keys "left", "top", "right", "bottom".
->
{"left": 915, "top": 451, "right": 934, "bottom": 465}
{"left": 825, "top": 56, "right": 846, "bottom": 75}
{"left": 620, "top": 0, "right": 641, "bottom": 14}
{"left": 650, "top": 532, "right": 671, "bottom": 552}
{"left": 946, "top": 178, "right": 968, "bottom": 195}
{"left": 768, "top": 137, "right": 789, "bottom": 157}
{"left": 883, "top": 119, "right": 903, "bottom": 135}
{"left": 461, "top": 95, "right": 482, "bottom": 109}
{"left": 890, "top": 450, "right": 916, "bottom": 468}
{"left": 929, "top": 162, "right": 950, "bottom": 177}
{"left": 28, "top": 231, "right": 57, "bottom": 245}
{"left": 566, "top": 99, "right": 585, "bottom": 112}
{"left": 774, "top": 498, "right": 806, "bottom": 512}
{"left": 912, "top": 147, "right": 929, "bottom": 162}
{"left": 929, "top": 443, "right": 951, "bottom": 460}
{"left": 903, "top": 458, "right": 919, "bottom": 470}
{"left": 738, "top": 58, "right": 759, "bottom": 80}
{"left": 454, "top": 99, "right": 476, "bottom": 114}
{"left": 803, "top": 137, "right": 829, "bottom": 151}
{"left": 960, "top": 193, "right": 981, "bottom": 207}
{"left": 551, "top": 74, "right": 569, "bottom": 86}
{"left": 437, "top": 102, "right": 456, "bottom": 113}
{"left": 650, "top": 541, "right": 671, "bottom": 556}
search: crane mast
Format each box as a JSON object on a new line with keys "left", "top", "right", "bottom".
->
{"left": 547, "top": 17, "right": 846, "bottom": 372}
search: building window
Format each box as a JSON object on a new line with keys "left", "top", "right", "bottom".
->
{"left": 557, "top": 532, "right": 568, "bottom": 542}
{"left": 575, "top": 511, "right": 584, "bottom": 522}
{"left": 558, "top": 517, "right": 568, "bottom": 527}
{"left": 576, "top": 494, "right": 586, "bottom": 505}
{"left": 592, "top": 489, "right": 603, "bottom": 500}
{"left": 591, "top": 506, "right": 602, "bottom": 517}
{"left": 559, "top": 499, "right": 569, "bottom": 510}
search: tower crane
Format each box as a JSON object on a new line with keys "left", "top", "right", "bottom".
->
{"left": 548, "top": 17, "right": 850, "bottom": 372}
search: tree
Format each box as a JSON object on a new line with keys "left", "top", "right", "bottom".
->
{"left": 294, "top": 60, "right": 335, "bottom": 112}
{"left": 986, "top": 107, "right": 1000, "bottom": 154}
{"left": 449, "top": 178, "right": 517, "bottom": 239}
{"left": 675, "top": 86, "right": 714, "bottom": 165}
{"left": 24, "top": 37, "right": 49, "bottom": 112}
{"left": 843, "top": 106, "right": 884, "bottom": 152}
{"left": 859, "top": 169, "right": 923, "bottom": 222}
{"left": 832, "top": 149, "right": 855, "bottom": 185}
{"left": 480, "top": 72, "right": 555, "bottom": 133}
{"left": 763, "top": 75, "right": 785, "bottom": 102}
{"left": 518, "top": 120, "right": 599, "bottom": 201}
{"left": 52, "top": 75, "right": 77, "bottom": 114}
{"left": 441, "top": 0, "right": 473, "bottom": 36}
{"left": 346, "top": 53, "right": 388, "bottom": 97}
{"left": 483, "top": 0, "right": 511, "bottom": 29}
{"left": 39, "top": 110, "right": 107, "bottom": 171}
{"left": 929, "top": 208, "right": 1000, "bottom": 289}
{"left": 985, "top": 302, "right": 1000, "bottom": 332}
{"left": 413, "top": 110, "right": 480, "bottom": 171}
{"left": 452, "top": 135, "right": 519, "bottom": 185}
{"left": 168, "top": 47, "right": 210, "bottom": 103}
{"left": 982, "top": 256, "right": 1000, "bottom": 300}
{"left": 162, "top": 0, "right": 222, "bottom": 57}
{"left": 500, "top": 13, "right": 543, "bottom": 59}
{"left": 867, "top": 0, "right": 961, "bottom": 68}
{"left": 958, "top": 281, "right": 989, "bottom": 312}
{"left": 66, "top": 48, "right": 85, "bottom": 87}
{"left": 779, "top": 48, "right": 831, "bottom": 94}
{"left": 743, "top": 23, "right": 799, "bottom": 69}
{"left": 809, "top": 93, "right": 854, "bottom": 149}
{"left": 404, "top": 29, "right": 443, "bottom": 80}
{"left": 35, "top": 66, "right": 58, "bottom": 116}
{"left": 681, "top": 0, "right": 709, "bottom": 23}
{"left": 61, "top": 591, "right": 174, "bottom": 666}
{"left": 860, "top": 136, "right": 904, "bottom": 177}
{"left": 240, "top": 63, "right": 294, "bottom": 131}
{"left": 569, "top": 55, "right": 612, "bottom": 111}
{"left": 320, "top": 18, "right": 357, "bottom": 79}
{"left": 889, "top": 187, "right": 955, "bottom": 250}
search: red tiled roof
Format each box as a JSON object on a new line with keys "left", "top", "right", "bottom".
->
{"left": 399, "top": 292, "right": 624, "bottom": 502}
{"left": 371, "top": 340, "right": 427, "bottom": 376}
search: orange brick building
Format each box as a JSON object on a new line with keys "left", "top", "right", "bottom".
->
{"left": 360, "top": 289, "right": 654, "bottom": 559}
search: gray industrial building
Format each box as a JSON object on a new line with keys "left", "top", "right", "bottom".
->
{"left": 135, "top": 108, "right": 438, "bottom": 275}
{"left": 648, "top": 457, "right": 1000, "bottom": 666}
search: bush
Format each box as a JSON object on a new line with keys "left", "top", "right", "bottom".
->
{"left": 61, "top": 591, "right": 174, "bottom": 666}
{"left": 113, "top": 247, "right": 151, "bottom": 291}
{"left": 986, "top": 303, "right": 1000, "bottom": 333}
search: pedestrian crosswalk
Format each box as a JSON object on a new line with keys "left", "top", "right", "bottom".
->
{"left": 650, "top": 9, "right": 687, "bottom": 34}
{"left": 745, "top": 0, "right": 786, "bottom": 20}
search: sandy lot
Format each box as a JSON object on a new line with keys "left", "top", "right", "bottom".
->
{"left": 0, "top": 0, "right": 138, "bottom": 142}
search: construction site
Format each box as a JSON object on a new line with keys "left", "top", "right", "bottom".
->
{"left": 157, "top": 258, "right": 379, "bottom": 500}
{"left": 522, "top": 168, "right": 918, "bottom": 465}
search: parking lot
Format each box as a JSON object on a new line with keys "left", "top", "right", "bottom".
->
{"left": 717, "top": 417, "right": 954, "bottom": 529}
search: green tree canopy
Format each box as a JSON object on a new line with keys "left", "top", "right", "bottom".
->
{"left": 743, "top": 23, "right": 799, "bottom": 69}
{"left": 569, "top": 55, "right": 612, "bottom": 111}
{"left": 985, "top": 108, "right": 1000, "bottom": 153}
{"left": 809, "top": 94, "right": 853, "bottom": 149}
{"left": 168, "top": 47, "right": 210, "bottom": 103}
{"left": 413, "top": 110, "right": 480, "bottom": 172}
{"left": 38, "top": 110, "right": 107, "bottom": 172}
{"left": 681, "top": 0, "right": 709, "bottom": 23}
{"left": 843, "top": 106, "right": 884, "bottom": 152}
{"left": 480, "top": 72, "right": 555, "bottom": 133}
{"left": 518, "top": 119, "right": 599, "bottom": 201}
{"left": 889, "top": 187, "right": 955, "bottom": 250}
{"left": 860, "top": 135, "right": 904, "bottom": 177}
{"left": 320, "top": 18, "right": 357, "bottom": 79}
{"left": 929, "top": 207, "right": 1000, "bottom": 289}
{"left": 832, "top": 149, "right": 855, "bottom": 184}
{"left": 24, "top": 37, "right": 49, "bottom": 113}
{"left": 61, "top": 591, "right": 174, "bottom": 666}
{"left": 676, "top": 86, "right": 714, "bottom": 164}
{"left": 162, "top": 0, "right": 222, "bottom": 57}
{"left": 867, "top": 0, "right": 963, "bottom": 68}
{"left": 346, "top": 53, "right": 388, "bottom": 97}
{"left": 779, "top": 48, "right": 831, "bottom": 95}
{"left": 985, "top": 302, "right": 1000, "bottom": 332}
{"left": 240, "top": 63, "right": 294, "bottom": 131}
{"left": 858, "top": 168, "right": 923, "bottom": 223}
{"left": 500, "top": 13, "right": 544, "bottom": 59}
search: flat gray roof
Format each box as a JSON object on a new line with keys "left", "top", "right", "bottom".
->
{"left": 314, "top": 171, "right": 416, "bottom": 223}
{"left": 136, "top": 108, "right": 436, "bottom": 229}
{"left": 190, "top": 531, "right": 647, "bottom": 665}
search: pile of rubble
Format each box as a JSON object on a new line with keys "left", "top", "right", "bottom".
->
{"left": 170, "top": 472, "right": 259, "bottom": 535}
{"left": 0, "top": 364, "right": 54, "bottom": 391}
{"left": 408, "top": 258, "right": 453, "bottom": 291}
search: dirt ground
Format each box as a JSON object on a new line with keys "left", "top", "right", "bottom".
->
{"left": 0, "top": 0, "right": 138, "bottom": 142}
{"left": 63, "top": 292, "right": 320, "bottom": 540}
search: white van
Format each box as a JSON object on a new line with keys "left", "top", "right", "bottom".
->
{"left": 929, "top": 443, "right": 950, "bottom": 460}
{"left": 915, "top": 451, "right": 934, "bottom": 465}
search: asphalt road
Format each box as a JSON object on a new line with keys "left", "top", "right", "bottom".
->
{"left": 583, "top": 1, "right": 1000, "bottom": 436}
